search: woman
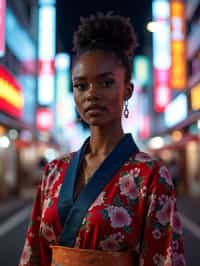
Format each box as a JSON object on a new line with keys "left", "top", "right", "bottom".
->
{"left": 19, "top": 13, "right": 185, "bottom": 266}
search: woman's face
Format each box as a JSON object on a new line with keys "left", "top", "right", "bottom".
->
{"left": 72, "top": 50, "right": 133, "bottom": 127}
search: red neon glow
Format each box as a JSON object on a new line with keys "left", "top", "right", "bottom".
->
{"left": 36, "top": 108, "right": 53, "bottom": 131}
{"left": 0, "top": 64, "right": 23, "bottom": 118}
{"left": 38, "top": 59, "right": 55, "bottom": 75}
{"left": 154, "top": 69, "right": 171, "bottom": 112}
{"left": 139, "top": 115, "right": 150, "bottom": 139}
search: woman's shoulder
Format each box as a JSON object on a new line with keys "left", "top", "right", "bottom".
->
{"left": 134, "top": 151, "right": 157, "bottom": 163}
{"left": 133, "top": 151, "right": 169, "bottom": 174}
{"left": 45, "top": 152, "right": 74, "bottom": 172}
{"left": 132, "top": 151, "right": 174, "bottom": 192}
{"left": 128, "top": 151, "right": 158, "bottom": 168}
{"left": 40, "top": 152, "right": 75, "bottom": 190}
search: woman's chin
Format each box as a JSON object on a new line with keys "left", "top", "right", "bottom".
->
{"left": 86, "top": 117, "right": 109, "bottom": 127}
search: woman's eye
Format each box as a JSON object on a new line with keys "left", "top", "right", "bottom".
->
{"left": 102, "top": 80, "right": 114, "bottom": 88}
{"left": 73, "top": 83, "right": 87, "bottom": 90}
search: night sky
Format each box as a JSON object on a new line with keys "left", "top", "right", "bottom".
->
{"left": 56, "top": 0, "right": 152, "bottom": 55}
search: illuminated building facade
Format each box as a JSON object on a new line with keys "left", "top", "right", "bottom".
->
{"left": 0, "top": 0, "right": 38, "bottom": 199}
{"left": 148, "top": 0, "right": 200, "bottom": 196}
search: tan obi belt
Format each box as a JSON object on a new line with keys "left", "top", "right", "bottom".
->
{"left": 51, "top": 245, "right": 137, "bottom": 266}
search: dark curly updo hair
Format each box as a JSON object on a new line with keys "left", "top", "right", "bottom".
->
{"left": 72, "top": 12, "right": 138, "bottom": 82}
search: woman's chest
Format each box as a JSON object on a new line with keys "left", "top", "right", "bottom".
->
{"left": 40, "top": 163, "right": 148, "bottom": 249}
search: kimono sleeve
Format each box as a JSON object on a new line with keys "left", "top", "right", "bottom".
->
{"left": 19, "top": 169, "right": 51, "bottom": 266}
{"left": 139, "top": 162, "right": 186, "bottom": 266}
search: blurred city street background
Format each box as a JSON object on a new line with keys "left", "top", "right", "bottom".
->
{"left": 0, "top": 0, "right": 200, "bottom": 265}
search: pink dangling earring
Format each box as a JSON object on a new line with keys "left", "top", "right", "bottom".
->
{"left": 124, "top": 100, "right": 129, "bottom": 118}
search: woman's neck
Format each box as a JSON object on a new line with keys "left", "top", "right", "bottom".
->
{"left": 88, "top": 124, "right": 124, "bottom": 157}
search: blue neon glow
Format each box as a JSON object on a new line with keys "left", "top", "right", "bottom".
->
{"left": 164, "top": 94, "right": 187, "bottom": 127}
{"left": 6, "top": 8, "right": 36, "bottom": 61}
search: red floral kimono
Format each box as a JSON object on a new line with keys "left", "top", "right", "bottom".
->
{"left": 19, "top": 134, "right": 185, "bottom": 266}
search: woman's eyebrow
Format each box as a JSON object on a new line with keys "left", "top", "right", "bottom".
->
{"left": 96, "top": 72, "right": 114, "bottom": 78}
{"left": 73, "top": 72, "right": 114, "bottom": 81}
{"left": 72, "top": 76, "right": 86, "bottom": 81}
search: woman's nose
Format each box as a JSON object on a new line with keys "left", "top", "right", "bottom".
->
{"left": 88, "top": 82, "right": 97, "bottom": 92}
{"left": 87, "top": 83, "right": 100, "bottom": 100}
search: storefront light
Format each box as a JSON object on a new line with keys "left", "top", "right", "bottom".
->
{"left": 8, "top": 129, "right": 18, "bottom": 140}
{"left": 0, "top": 125, "right": 6, "bottom": 136}
{"left": 38, "top": 132, "right": 50, "bottom": 142}
{"left": 20, "top": 130, "right": 32, "bottom": 141}
{"left": 197, "top": 120, "right": 200, "bottom": 130}
{"left": 171, "top": 130, "right": 182, "bottom": 142}
{"left": 0, "top": 135, "right": 10, "bottom": 148}
{"left": 147, "top": 21, "right": 163, "bottom": 32}
{"left": 148, "top": 136, "right": 164, "bottom": 149}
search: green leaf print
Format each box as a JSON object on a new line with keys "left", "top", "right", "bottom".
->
{"left": 146, "top": 161, "right": 154, "bottom": 168}
{"left": 134, "top": 177, "right": 140, "bottom": 187}
{"left": 128, "top": 157, "right": 137, "bottom": 165}
{"left": 124, "top": 226, "right": 132, "bottom": 233}
{"left": 113, "top": 195, "right": 124, "bottom": 207}
{"left": 101, "top": 209, "right": 109, "bottom": 219}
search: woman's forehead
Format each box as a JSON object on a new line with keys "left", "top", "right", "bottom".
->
{"left": 72, "top": 51, "right": 122, "bottom": 79}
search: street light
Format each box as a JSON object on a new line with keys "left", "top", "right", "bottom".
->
{"left": 146, "top": 21, "right": 163, "bottom": 33}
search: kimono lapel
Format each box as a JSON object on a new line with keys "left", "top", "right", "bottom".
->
{"left": 59, "top": 133, "right": 139, "bottom": 247}
{"left": 58, "top": 138, "right": 88, "bottom": 226}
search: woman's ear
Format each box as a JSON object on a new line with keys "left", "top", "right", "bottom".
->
{"left": 124, "top": 82, "right": 134, "bottom": 101}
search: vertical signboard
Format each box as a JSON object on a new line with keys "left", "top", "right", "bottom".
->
{"left": 170, "top": 0, "right": 187, "bottom": 89}
{"left": 164, "top": 93, "right": 187, "bottom": 127}
{"left": 153, "top": 0, "right": 171, "bottom": 112}
{"left": 55, "top": 53, "right": 76, "bottom": 129}
{"left": 38, "top": 1, "right": 56, "bottom": 105}
{"left": 191, "top": 83, "right": 200, "bottom": 111}
{"left": 0, "top": 0, "right": 6, "bottom": 57}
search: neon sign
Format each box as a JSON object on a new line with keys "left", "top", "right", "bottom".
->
{"left": 153, "top": 0, "right": 171, "bottom": 112}
{"left": 0, "top": 65, "right": 23, "bottom": 118}
{"left": 170, "top": 0, "right": 187, "bottom": 89}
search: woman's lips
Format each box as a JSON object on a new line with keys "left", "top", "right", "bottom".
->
{"left": 85, "top": 105, "right": 106, "bottom": 114}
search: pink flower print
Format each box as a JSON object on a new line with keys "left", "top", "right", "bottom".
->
{"left": 164, "top": 254, "right": 173, "bottom": 266}
{"left": 99, "top": 238, "right": 120, "bottom": 251}
{"left": 99, "top": 233, "right": 124, "bottom": 251}
{"left": 172, "top": 212, "right": 183, "bottom": 235}
{"left": 173, "top": 253, "right": 186, "bottom": 266}
{"left": 113, "top": 232, "right": 125, "bottom": 242}
{"left": 40, "top": 222, "right": 56, "bottom": 242}
{"left": 156, "top": 200, "right": 171, "bottom": 226}
{"left": 159, "top": 166, "right": 173, "bottom": 185}
{"left": 139, "top": 258, "right": 144, "bottom": 266}
{"left": 107, "top": 206, "right": 132, "bottom": 228}
{"left": 135, "top": 152, "right": 153, "bottom": 162}
{"left": 45, "top": 164, "right": 60, "bottom": 191}
{"left": 119, "top": 175, "right": 139, "bottom": 200}
{"left": 20, "top": 240, "right": 32, "bottom": 265}
{"left": 74, "top": 236, "right": 81, "bottom": 248}
{"left": 158, "top": 194, "right": 169, "bottom": 205}
{"left": 172, "top": 240, "right": 179, "bottom": 251}
{"left": 140, "top": 186, "right": 147, "bottom": 198}
{"left": 153, "top": 253, "right": 164, "bottom": 266}
{"left": 147, "top": 193, "right": 157, "bottom": 216}
{"left": 41, "top": 198, "right": 52, "bottom": 219}
{"left": 54, "top": 184, "right": 62, "bottom": 198}
{"left": 131, "top": 168, "right": 141, "bottom": 178}
{"left": 152, "top": 229, "right": 161, "bottom": 239}
{"left": 167, "top": 246, "right": 172, "bottom": 257}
